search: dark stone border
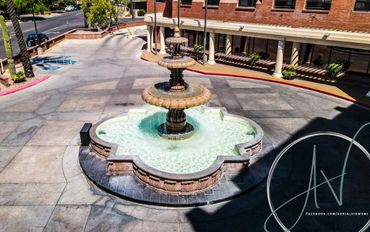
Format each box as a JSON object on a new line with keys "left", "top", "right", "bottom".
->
{"left": 79, "top": 135, "right": 274, "bottom": 206}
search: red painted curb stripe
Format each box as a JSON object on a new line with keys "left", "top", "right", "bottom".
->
{"left": 0, "top": 76, "right": 50, "bottom": 97}
{"left": 142, "top": 56, "right": 370, "bottom": 109}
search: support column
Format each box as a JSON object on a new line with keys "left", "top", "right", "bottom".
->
{"left": 208, "top": 32, "right": 216, "bottom": 65}
{"left": 225, "top": 34, "right": 232, "bottom": 55}
{"left": 290, "top": 42, "right": 300, "bottom": 66}
{"left": 146, "top": 25, "right": 152, "bottom": 51}
{"left": 159, "top": 26, "right": 166, "bottom": 54}
{"left": 304, "top": 44, "right": 314, "bottom": 64}
{"left": 242, "top": 37, "right": 248, "bottom": 55}
{"left": 273, "top": 40, "right": 285, "bottom": 78}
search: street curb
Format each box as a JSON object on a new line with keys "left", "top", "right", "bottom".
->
{"left": 141, "top": 56, "right": 370, "bottom": 109}
{"left": 0, "top": 76, "right": 50, "bottom": 97}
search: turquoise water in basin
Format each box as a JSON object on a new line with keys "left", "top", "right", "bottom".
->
{"left": 97, "top": 107, "right": 256, "bottom": 174}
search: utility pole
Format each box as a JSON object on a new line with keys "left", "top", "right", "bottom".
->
{"left": 32, "top": 0, "right": 43, "bottom": 55}
{"left": 202, "top": 0, "right": 208, "bottom": 65}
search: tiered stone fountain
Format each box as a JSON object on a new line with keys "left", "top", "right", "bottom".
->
{"left": 142, "top": 27, "right": 212, "bottom": 140}
{"left": 79, "top": 27, "right": 269, "bottom": 205}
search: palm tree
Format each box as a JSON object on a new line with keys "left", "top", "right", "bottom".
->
{"left": 0, "top": 15, "right": 16, "bottom": 78}
{"left": 6, "top": 0, "right": 34, "bottom": 78}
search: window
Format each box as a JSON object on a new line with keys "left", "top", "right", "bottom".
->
{"left": 181, "top": 0, "right": 192, "bottom": 4}
{"left": 274, "top": 0, "right": 296, "bottom": 9}
{"left": 208, "top": 0, "right": 220, "bottom": 6}
{"left": 354, "top": 0, "right": 370, "bottom": 11}
{"left": 305, "top": 0, "right": 331, "bottom": 10}
{"left": 239, "top": 0, "right": 257, "bottom": 7}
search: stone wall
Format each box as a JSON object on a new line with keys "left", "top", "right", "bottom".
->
{"left": 66, "top": 21, "right": 146, "bottom": 40}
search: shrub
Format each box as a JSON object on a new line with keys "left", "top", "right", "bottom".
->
{"left": 12, "top": 71, "right": 26, "bottom": 83}
{"left": 138, "top": 9, "right": 146, "bottom": 16}
{"left": 193, "top": 44, "right": 204, "bottom": 54}
{"left": 248, "top": 52, "right": 261, "bottom": 66}
{"left": 282, "top": 64, "right": 297, "bottom": 80}
{"left": 282, "top": 70, "right": 296, "bottom": 80}
{"left": 192, "top": 44, "right": 204, "bottom": 61}
{"left": 326, "top": 60, "right": 350, "bottom": 77}
{"left": 258, "top": 52, "right": 270, "bottom": 60}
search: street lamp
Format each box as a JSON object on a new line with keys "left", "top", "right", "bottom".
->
{"left": 130, "top": 0, "right": 136, "bottom": 21}
{"left": 202, "top": 0, "right": 208, "bottom": 65}
{"left": 177, "top": 0, "right": 180, "bottom": 29}
{"left": 32, "top": 0, "right": 40, "bottom": 47}
{"left": 154, "top": 0, "right": 157, "bottom": 54}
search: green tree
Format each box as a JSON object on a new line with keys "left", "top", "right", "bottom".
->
{"left": 6, "top": 0, "right": 34, "bottom": 78}
{"left": 1, "top": 0, "right": 53, "bottom": 14}
{"left": 0, "top": 15, "right": 16, "bottom": 78}
{"left": 82, "top": 0, "right": 112, "bottom": 29}
{"left": 111, "top": 0, "right": 126, "bottom": 24}
{"left": 81, "top": 0, "right": 92, "bottom": 27}
{"left": 0, "top": 0, "right": 5, "bottom": 10}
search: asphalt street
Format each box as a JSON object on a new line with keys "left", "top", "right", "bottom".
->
{"left": 0, "top": 10, "right": 84, "bottom": 59}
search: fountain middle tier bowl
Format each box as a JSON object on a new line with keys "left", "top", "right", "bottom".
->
{"left": 142, "top": 82, "right": 212, "bottom": 109}
{"left": 158, "top": 55, "right": 196, "bottom": 69}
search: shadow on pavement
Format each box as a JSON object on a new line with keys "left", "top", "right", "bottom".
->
{"left": 186, "top": 103, "right": 370, "bottom": 232}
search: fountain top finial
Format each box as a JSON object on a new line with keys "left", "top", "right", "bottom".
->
{"left": 165, "top": 27, "right": 187, "bottom": 45}
{"left": 174, "top": 27, "right": 181, "bottom": 38}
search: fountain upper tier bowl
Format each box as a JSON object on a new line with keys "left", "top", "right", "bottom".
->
{"left": 142, "top": 82, "right": 212, "bottom": 109}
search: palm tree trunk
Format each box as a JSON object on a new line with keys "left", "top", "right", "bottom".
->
{"left": 0, "top": 15, "right": 16, "bottom": 78}
{"left": 6, "top": 0, "right": 34, "bottom": 78}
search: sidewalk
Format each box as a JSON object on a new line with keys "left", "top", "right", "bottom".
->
{"left": 19, "top": 13, "right": 63, "bottom": 20}
{"left": 141, "top": 50, "right": 370, "bottom": 108}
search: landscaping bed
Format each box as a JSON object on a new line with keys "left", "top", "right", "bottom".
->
{"left": 0, "top": 73, "right": 49, "bottom": 95}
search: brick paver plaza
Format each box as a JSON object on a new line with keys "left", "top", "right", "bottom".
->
{"left": 0, "top": 34, "right": 369, "bottom": 231}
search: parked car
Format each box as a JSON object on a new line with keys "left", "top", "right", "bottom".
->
{"left": 26, "top": 33, "right": 49, "bottom": 47}
{"left": 0, "top": 10, "right": 9, "bottom": 19}
{"left": 65, "top": 5, "right": 76, "bottom": 12}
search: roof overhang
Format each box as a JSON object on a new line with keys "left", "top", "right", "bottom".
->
{"left": 145, "top": 14, "right": 370, "bottom": 50}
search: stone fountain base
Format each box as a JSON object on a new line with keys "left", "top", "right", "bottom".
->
{"left": 79, "top": 137, "right": 274, "bottom": 206}
{"left": 79, "top": 107, "right": 274, "bottom": 205}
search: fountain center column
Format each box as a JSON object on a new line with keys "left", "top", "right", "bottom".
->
{"left": 158, "top": 109, "right": 194, "bottom": 140}
{"left": 166, "top": 109, "right": 186, "bottom": 132}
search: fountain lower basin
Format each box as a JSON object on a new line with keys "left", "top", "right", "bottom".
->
{"left": 89, "top": 106, "right": 263, "bottom": 194}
